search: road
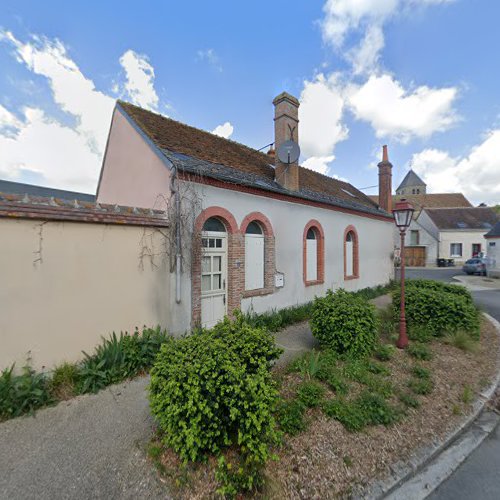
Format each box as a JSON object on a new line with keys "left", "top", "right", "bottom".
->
{"left": 406, "top": 268, "right": 500, "bottom": 500}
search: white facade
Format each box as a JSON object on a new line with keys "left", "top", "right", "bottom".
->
{"left": 486, "top": 236, "right": 499, "bottom": 277}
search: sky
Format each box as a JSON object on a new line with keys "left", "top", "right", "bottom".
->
{"left": 0, "top": 0, "right": 499, "bottom": 205}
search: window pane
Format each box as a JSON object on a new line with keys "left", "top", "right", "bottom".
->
{"left": 213, "top": 274, "right": 221, "bottom": 289}
{"left": 202, "top": 238, "right": 208, "bottom": 248}
{"left": 246, "top": 221, "right": 263, "bottom": 235}
{"left": 201, "top": 275, "right": 211, "bottom": 291}
{"left": 209, "top": 238, "right": 215, "bottom": 248}
{"left": 215, "top": 238, "right": 222, "bottom": 248}
{"left": 306, "top": 227, "right": 316, "bottom": 240}
{"left": 346, "top": 231, "right": 353, "bottom": 242}
{"left": 213, "top": 256, "right": 221, "bottom": 272}
{"left": 203, "top": 217, "right": 226, "bottom": 232}
{"left": 201, "top": 256, "right": 211, "bottom": 273}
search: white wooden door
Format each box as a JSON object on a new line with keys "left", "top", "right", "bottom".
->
{"left": 245, "top": 234, "right": 264, "bottom": 290}
{"left": 201, "top": 232, "right": 227, "bottom": 328}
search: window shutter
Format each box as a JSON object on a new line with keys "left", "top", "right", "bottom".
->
{"left": 306, "top": 239, "right": 318, "bottom": 281}
{"left": 245, "top": 235, "right": 264, "bottom": 290}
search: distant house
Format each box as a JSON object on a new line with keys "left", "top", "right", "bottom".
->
{"left": 485, "top": 221, "right": 500, "bottom": 277}
{"left": 418, "top": 207, "right": 499, "bottom": 265}
{"left": 0, "top": 179, "right": 95, "bottom": 202}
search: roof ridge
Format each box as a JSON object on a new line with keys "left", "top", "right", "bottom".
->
{"left": 117, "top": 100, "right": 275, "bottom": 165}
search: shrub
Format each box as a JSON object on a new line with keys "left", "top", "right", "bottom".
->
{"left": 393, "top": 282, "right": 480, "bottom": 338}
{"left": 297, "top": 381, "right": 325, "bottom": 408}
{"left": 311, "top": 289, "right": 378, "bottom": 358}
{"left": 407, "top": 343, "right": 432, "bottom": 361}
{"left": 49, "top": 362, "right": 80, "bottom": 399}
{"left": 79, "top": 327, "right": 169, "bottom": 394}
{"left": 374, "top": 343, "right": 395, "bottom": 362}
{"left": 408, "top": 325, "right": 433, "bottom": 343}
{"left": 149, "top": 314, "right": 282, "bottom": 493}
{"left": 275, "top": 399, "right": 307, "bottom": 435}
{"left": 0, "top": 365, "right": 52, "bottom": 420}
{"left": 403, "top": 279, "right": 473, "bottom": 302}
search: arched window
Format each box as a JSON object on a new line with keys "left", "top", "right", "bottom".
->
{"left": 303, "top": 221, "right": 324, "bottom": 285}
{"left": 202, "top": 217, "right": 225, "bottom": 232}
{"left": 245, "top": 221, "right": 264, "bottom": 290}
{"left": 344, "top": 226, "right": 359, "bottom": 280}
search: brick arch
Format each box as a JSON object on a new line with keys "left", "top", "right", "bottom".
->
{"left": 240, "top": 211, "right": 274, "bottom": 237}
{"left": 344, "top": 225, "right": 360, "bottom": 280}
{"left": 192, "top": 206, "right": 241, "bottom": 327}
{"left": 303, "top": 219, "right": 325, "bottom": 286}
{"left": 194, "top": 206, "right": 239, "bottom": 234}
{"left": 240, "top": 212, "right": 276, "bottom": 297}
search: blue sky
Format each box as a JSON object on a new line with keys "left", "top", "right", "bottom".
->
{"left": 0, "top": 0, "right": 499, "bottom": 204}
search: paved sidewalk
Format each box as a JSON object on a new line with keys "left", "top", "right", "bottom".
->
{"left": 453, "top": 274, "right": 500, "bottom": 291}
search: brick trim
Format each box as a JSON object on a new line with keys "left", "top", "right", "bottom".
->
{"left": 192, "top": 207, "right": 241, "bottom": 326}
{"left": 344, "top": 225, "right": 360, "bottom": 280}
{"left": 240, "top": 211, "right": 276, "bottom": 294}
{"left": 303, "top": 219, "right": 325, "bottom": 286}
{"left": 178, "top": 171, "right": 393, "bottom": 223}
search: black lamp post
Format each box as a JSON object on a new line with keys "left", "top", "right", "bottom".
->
{"left": 393, "top": 199, "right": 415, "bottom": 349}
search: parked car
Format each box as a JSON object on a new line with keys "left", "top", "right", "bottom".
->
{"left": 462, "top": 258, "right": 487, "bottom": 276}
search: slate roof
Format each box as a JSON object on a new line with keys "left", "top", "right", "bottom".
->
{"left": 369, "top": 193, "right": 472, "bottom": 218}
{"left": 396, "top": 169, "right": 426, "bottom": 191}
{"left": 485, "top": 221, "right": 500, "bottom": 238}
{"left": 423, "top": 207, "right": 499, "bottom": 231}
{"left": 0, "top": 192, "right": 168, "bottom": 227}
{"left": 117, "top": 101, "right": 389, "bottom": 219}
{"left": 0, "top": 179, "right": 95, "bottom": 202}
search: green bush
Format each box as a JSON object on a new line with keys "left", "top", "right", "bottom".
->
{"left": 297, "top": 381, "right": 325, "bottom": 408}
{"left": 311, "top": 289, "right": 378, "bottom": 358}
{"left": 149, "top": 314, "right": 282, "bottom": 494}
{"left": 0, "top": 365, "right": 52, "bottom": 420}
{"left": 374, "top": 343, "right": 396, "bottom": 362}
{"left": 393, "top": 281, "right": 480, "bottom": 338}
{"left": 79, "top": 327, "right": 169, "bottom": 394}
{"left": 275, "top": 399, "right": 307, "bottom": 435}
{"left": 408, "top": 325, "right": 433, "bottom": 343}
{"left": 407, "top": 343, "right": 432, "bottom": 361}
{"left": 356, "top": 391, "right": 400, "bottom": 426}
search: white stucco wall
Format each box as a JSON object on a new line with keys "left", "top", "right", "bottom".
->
{"left": 187, "top": 183, "right": 394, "bottom": 317}
{"left": 393, "top": 219, "right": 438, "bottom": 266}
{"left": 97, "top": 107, "right": 172, "bottom": 209}
{"left": 438, "top": 230, "right": 487, "bottom": 264}
{"left": 486, "top": 237, "right": 499, "bottom": 274}
{"left": 0, "top": 218, "right": 174, "bottom": 371}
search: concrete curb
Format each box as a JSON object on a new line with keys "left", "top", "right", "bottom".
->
{"left": 355, "top": 313, "right": 500, "bottom": 500}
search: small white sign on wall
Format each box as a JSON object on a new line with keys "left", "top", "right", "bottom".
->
{"left": 275, "top": 272, "right": 284, "bottom": 288}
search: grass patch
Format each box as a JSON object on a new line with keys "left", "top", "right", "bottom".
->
{"left": 275, "top": 399, "right": 307, "bottom": 436}
{"left": 399, "top": 392, "right": 420, "bottom": 409}
{"left": 411, "top": 365, "right": 431, "bottom": 380}
{"left": 367, "top": 361, "right": 391, "bottom": 376}
{"left": 461, "top": 386, "right": 474, "bottom": 405}
{"left": 374, "top": 344, "right": 395, "bottom": 362}
{"left": 444, "top": 330, "right": 479, "bottom": 353}
{"left": 297, "top": 381, "right": 325, "bottom": 408}
{"left": 322, "top": 398, "right": 368, "bottom": 432}
{"left": 407, "top": 343, "right": 432, "bottom": 361}
{"left": 408, "top": 378, "right": 434, "bottom": 396}
{"left": 49, "top": 362, "right": 80, "bottom": 400}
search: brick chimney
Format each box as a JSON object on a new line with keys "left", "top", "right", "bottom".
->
{"left": 378, "top": 145, "right": 393, "bottom": 213}
{"left": 273, "top": 92, "right": 300, "bottom": 191}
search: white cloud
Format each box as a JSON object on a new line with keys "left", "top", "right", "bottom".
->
{"left": 411, "top": 131, "right": 500, "bottom": 205}
{"left": 301, "top": 155, "right": 335, "bottom": 175}
{"left": 119, "top": 50, "right": 159, "bottom": 111}
{"left": 347, "top": 74, "right": 459, "bottom": 141}
{"left": 299, "top": 73, "right": 348, "bottom": 161}
{"left": 0, "top": 31, "right": 162, "bottom": 192}
{"left": 197, "top": 48, "right": 222, "bottom": 72}
{"left": 212, "top": 121, "right": 234, "bottom": 139}
{"left": 348, "top": 24, "right": 385, "bottom": 76}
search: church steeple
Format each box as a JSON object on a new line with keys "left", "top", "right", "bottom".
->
{"left": 396, "top": 169, "right": 426, "bottom": 195}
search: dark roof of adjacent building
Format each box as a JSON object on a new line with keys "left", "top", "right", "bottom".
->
{"left": 117, "top": 101, "right": 390, "bottom": 220}
{"left": 485, "top": 221, "right": 500, "bottom": 238}
{"left": 0, "top": 192, "right": 168, "bottom": 227}
{"left": 423, "top": 207, "right": 499, "bottom": 230}
{"left": 396, "top": 169, "right": 426, "bottom": 191}
{"left": 0, "top": 179, "right": 95, "bottom": 202}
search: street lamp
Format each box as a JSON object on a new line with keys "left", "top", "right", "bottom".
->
{"left": 393, "top": 199, "right": 415, "bottom": 349}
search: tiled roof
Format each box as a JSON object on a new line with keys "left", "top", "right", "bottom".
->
{"left": 484, "top": 221, "right": 500, "bottom": 238}
{"left": 0, "top": 192, "right": 168, "bottom": 227}
{"left": 369, "top": 193, "right": 472, "bottom": 217}
{"left": 0, "top": 179, "right": 95, "bottom": 202}
{"left": 118, "top": 101, "right": 389, "bottom": 219}
{"left": 424, "top": 207, "right": 499, "bottom": 230}
{"left": 396, "top": 169, "right": 426, "bottom": 191}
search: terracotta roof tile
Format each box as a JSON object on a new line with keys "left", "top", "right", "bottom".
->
{"left": 118, "top": 101, "right": 385, "bottom": 217}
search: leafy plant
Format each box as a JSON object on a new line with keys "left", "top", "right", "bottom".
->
{"left": 297, "top": 381, "right": 325, "bottom": 408}
{"left": 0, "top": 364, "right": 52, "bottom": 420}
{"left": 408, "top": 325, "right": 433, "bottom": 343}
{"left": 411, "top": 365, "right": 431, "bottom": 380}
{"left": 374, "top": 343, "right": 395, "bottom": 362}
{"left": 356, "top": 391, "right": 400, "bottom": 426}
{"left": 322, "top": 398, "right": 368, "bottom": 432}
{"left": 407, "top": 343, "right": 432, "bottom": 361}
{"left": 290, "top": 350, "right": 325, "bottom": 380}
{"left": 311, "top": 289, "right": 379, "bottom": 358}
{"left": 409, "top": 378, "right": 434, "bottom": 395}
{"left": 149, "top": 314, "right": 282, "bottom": 495}
{"left": 275, "top": 399, "right": 307, "bottom": 435}
{"left": 242, "top": 302, "right": 313, "bottom": 333}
